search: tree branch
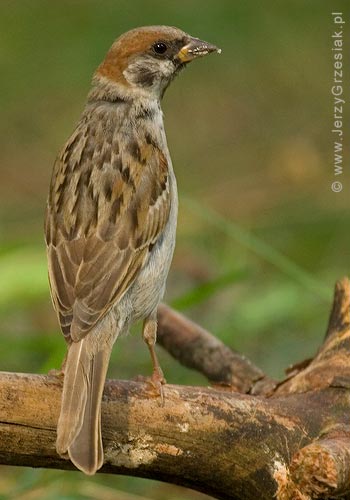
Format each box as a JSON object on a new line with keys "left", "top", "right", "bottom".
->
{"left": 1, "top": 278, "right": 350, "bottom": 499}
{"left": 284, "top": 433, "right": 350, "bottom": 499}
{"left": 157, "top": 303, "right": 276, "bottom": 394}
{"left": 0, "top": 372, "right": 349, "bottom": 500}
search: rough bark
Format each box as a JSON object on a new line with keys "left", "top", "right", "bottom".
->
{"left": 0, "top": 278, "right": 349, "bottom": 500}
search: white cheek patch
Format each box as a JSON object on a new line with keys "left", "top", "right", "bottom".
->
{"left": 157, "top": 59, "right": 176, "bottom": 79}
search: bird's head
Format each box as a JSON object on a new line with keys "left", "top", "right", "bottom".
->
{"left": 95, "top": 25, "right": 220, "bottom": 100}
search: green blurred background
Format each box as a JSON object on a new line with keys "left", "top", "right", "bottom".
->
{"left": 1, "top": 0, "right": 349, "bottom": 498}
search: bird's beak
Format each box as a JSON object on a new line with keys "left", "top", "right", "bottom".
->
{"left": 177, "top": 37, "right": 221, "bottom": 63}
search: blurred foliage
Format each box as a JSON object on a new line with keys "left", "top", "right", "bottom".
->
{"left": 0, "top": 0, "right": 349, "bottom": 498}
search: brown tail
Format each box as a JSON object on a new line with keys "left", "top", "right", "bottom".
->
{"left": 56, "top": 337, "right": 111, "bottom": 475}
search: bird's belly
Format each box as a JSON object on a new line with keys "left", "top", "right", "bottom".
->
{"left": 117, "top": 171, "right": 178, "bottom": 327}
{"left": 129, "top": 217, "right": 176, "bottom": 320}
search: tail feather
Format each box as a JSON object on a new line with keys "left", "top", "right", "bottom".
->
{"left": 68, "top": 349, "right": 110, "bottom": 474}
{"left": 56, "top": 338, "right": 111, "bottom": 475}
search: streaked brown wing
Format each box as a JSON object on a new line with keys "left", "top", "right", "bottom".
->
{"left": 45, "top": 115, "right": 170, "bottom": 342}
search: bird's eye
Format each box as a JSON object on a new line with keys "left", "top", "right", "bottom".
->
{"left": 153, "top": 42, "right": 168, "bottom": 54}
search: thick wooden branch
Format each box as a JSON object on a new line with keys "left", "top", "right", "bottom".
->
{"left": 1, "top": 278, "right": 350, "bottom": 499}
{"left": 0, "top": 372, "right": 349, "bottom": 500}
{"left": 274, "top": 277, "right": 350, "bottom": 397}
{"left": 284, "top": 433, "right": 350, "bottom": 499}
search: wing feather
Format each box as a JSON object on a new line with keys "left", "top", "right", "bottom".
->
{"left": 46, "top": 109, "right": 170, "bottom": 342}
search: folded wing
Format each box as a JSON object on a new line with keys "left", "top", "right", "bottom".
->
{"left": 45, "top": 116, "right": 170, "bottom": 342}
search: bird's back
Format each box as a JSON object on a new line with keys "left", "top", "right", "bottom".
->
{"left": 45, "top": 91, "right": 175, "bottom": 342}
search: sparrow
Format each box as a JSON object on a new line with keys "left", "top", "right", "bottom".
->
{"left": 45, "top": 25, "right": 220, "bottom": 475}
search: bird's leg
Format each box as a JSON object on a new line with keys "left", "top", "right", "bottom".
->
{"left": 142, "top": 312, "right": 166, "bottom": 403}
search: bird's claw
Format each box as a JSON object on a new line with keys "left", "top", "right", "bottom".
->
{"left": 47, "top": 368, "right": 65, "bottom": 380}
{"left": 144, "top": 368, "right": 166, "bottom": 406}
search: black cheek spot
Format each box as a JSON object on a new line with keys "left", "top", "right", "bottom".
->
{"left": 135, "top": 68, "right": 156, "bottom": 87}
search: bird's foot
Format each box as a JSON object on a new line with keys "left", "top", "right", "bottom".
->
{"left": 150, "top": 366, "right": 166, "bottom": 404}
{"left": 136, "top": 368, "right": 166, "bottom": 405}
{"left": 47, "top": 368, "right": 65, "bottom": 380}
